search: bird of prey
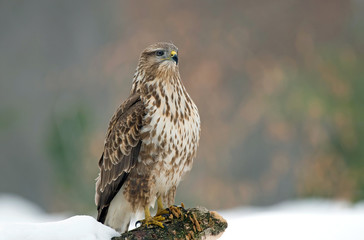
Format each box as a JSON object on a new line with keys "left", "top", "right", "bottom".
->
{"left": 95, "top": 42, "right": 201, "bottom": 233}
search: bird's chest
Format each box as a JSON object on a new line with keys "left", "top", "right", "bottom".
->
{"left": 140, "top": 92, "right": 200, "bottom": 183}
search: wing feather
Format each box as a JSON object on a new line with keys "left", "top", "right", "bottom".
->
{"left": 95, "top": 93, "right": 145, "bottom": 223}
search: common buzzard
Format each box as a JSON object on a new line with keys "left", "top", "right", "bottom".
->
{"left": 95, "top": 42, "right": 201, "bottom": 233}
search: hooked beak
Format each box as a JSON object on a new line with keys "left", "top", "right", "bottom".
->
{"left": 170, "top": 51, "right": 178, "bottom": 65}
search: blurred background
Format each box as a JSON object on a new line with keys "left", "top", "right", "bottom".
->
{"left": 1, "top": 0, "right": 363, "bottom": 215}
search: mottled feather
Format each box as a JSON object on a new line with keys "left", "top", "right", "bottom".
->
{"left": 96, "top": 93, "right": 145, "bottom": 223}
{"left": 95, "top": 42, "right": 200, "bottom": 233}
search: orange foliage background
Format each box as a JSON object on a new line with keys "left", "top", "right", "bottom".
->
{"left": 1, "top": 0, "right": 363, "bottom": 213}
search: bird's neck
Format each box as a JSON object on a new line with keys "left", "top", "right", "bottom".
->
{"left": 131, "top": 65, "right": 183, "bottom": 96}
{"left": 131, "top": 66, "right": 194, "bottom": 117}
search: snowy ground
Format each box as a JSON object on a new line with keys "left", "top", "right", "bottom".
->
{"left": 0, "top": 194, "right": 363, "bottom": 240}
{"left": 220, "top": 200, "right": 364, "bottom": 240}
{"left": 0, "top": 194, "right": 120, "bottom": 240}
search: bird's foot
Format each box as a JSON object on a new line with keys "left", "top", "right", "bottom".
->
{"left": 152, "top": 214, "right": 166, "bottom": 222}
{"left": 157, "top": 203, "right": 187, "bottom": 220}
{"left": 136, "top": 203, "right": 187, "bottom": 228}
{"left": 136, "top": 216, "right": 165, "bottom": 229}
{"left": 156, "top": 208, "right": 170, "bottom": 217}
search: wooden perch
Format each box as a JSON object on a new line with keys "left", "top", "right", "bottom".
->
{"left": 112, "top": 206, "right": 228, "bottom": 240}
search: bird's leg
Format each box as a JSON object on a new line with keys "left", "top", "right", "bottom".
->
{"left": 155, "top": 196, "right": 169, "bottom": 216}
{"left": 136, "top": 206, "right": 165, "bottom": 228}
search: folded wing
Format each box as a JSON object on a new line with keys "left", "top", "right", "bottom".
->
{"left": 95, "top": 93, "right": 145, "bottom": 223}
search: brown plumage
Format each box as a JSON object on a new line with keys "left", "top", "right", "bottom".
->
{"left": 95, "top": 42, "right": 200, "bottom": 233}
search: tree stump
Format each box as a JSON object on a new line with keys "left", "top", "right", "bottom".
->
{"left": 112, "top": 206, "right": 228, "bottom": 240}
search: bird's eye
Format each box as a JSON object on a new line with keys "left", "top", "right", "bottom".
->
{"left": 155, "top": 50, "right": 164, "bottom": 56}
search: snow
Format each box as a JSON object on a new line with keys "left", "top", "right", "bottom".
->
{"left": 0, "top": 194, "right": 120, "bottom": 240}
{"left": 0, "top": 216, "right": 120, "bottom": 240}
{"left": 1, "top": 194, "right": 363, "bottom": 240}
{"left": 220, "top": 199, "right": 364, "bottom": 240}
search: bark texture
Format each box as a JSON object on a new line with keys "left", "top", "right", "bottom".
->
{"left": 112, "top": 206, "right": 228, "bottom": 240}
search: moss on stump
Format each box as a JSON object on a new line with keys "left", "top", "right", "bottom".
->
{"left": 112, "top": 206, "right": 228, "bottom": 240}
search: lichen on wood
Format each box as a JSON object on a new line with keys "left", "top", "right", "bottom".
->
{"left": 112, "top": 206, "right": 228, "bottom": 240}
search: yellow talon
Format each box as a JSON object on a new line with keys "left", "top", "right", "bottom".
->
{"left": 154, "top": 197, "right": 186, "bottom": 219}
{"left": 138, "top": 205, "right": 165, "bottom": 228}
{"left": 142, "top": 217, "right": 165, "bottom": 228}
{"left": 153, "top": 215, "right": 166, "bottom": 222}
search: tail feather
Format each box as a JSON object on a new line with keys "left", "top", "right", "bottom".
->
{"left": 102, "top": 188, "right": 133, "bottom": 233}
{"left": 97, "top": 206, "right": 109, "bottom": 224}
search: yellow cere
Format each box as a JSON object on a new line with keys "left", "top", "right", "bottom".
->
{"left": 170, "top": 51, "right": 177, "bottom": 57}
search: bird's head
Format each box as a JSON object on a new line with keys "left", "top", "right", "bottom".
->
{"left": 131, "top": 42, "right": 181, "bottom": 94}
{"left": 138, "top": 42, "right": 179, "bottom": 72}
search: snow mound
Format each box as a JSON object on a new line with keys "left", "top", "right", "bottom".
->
{"left": 0, "top": 215, "right": 120, "bottom": 240}
{"left": 220, "top": 199, "right": 364, "bottom": 240}
{"left": 0, "top": 194, "right": 120, "bottom": 240}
